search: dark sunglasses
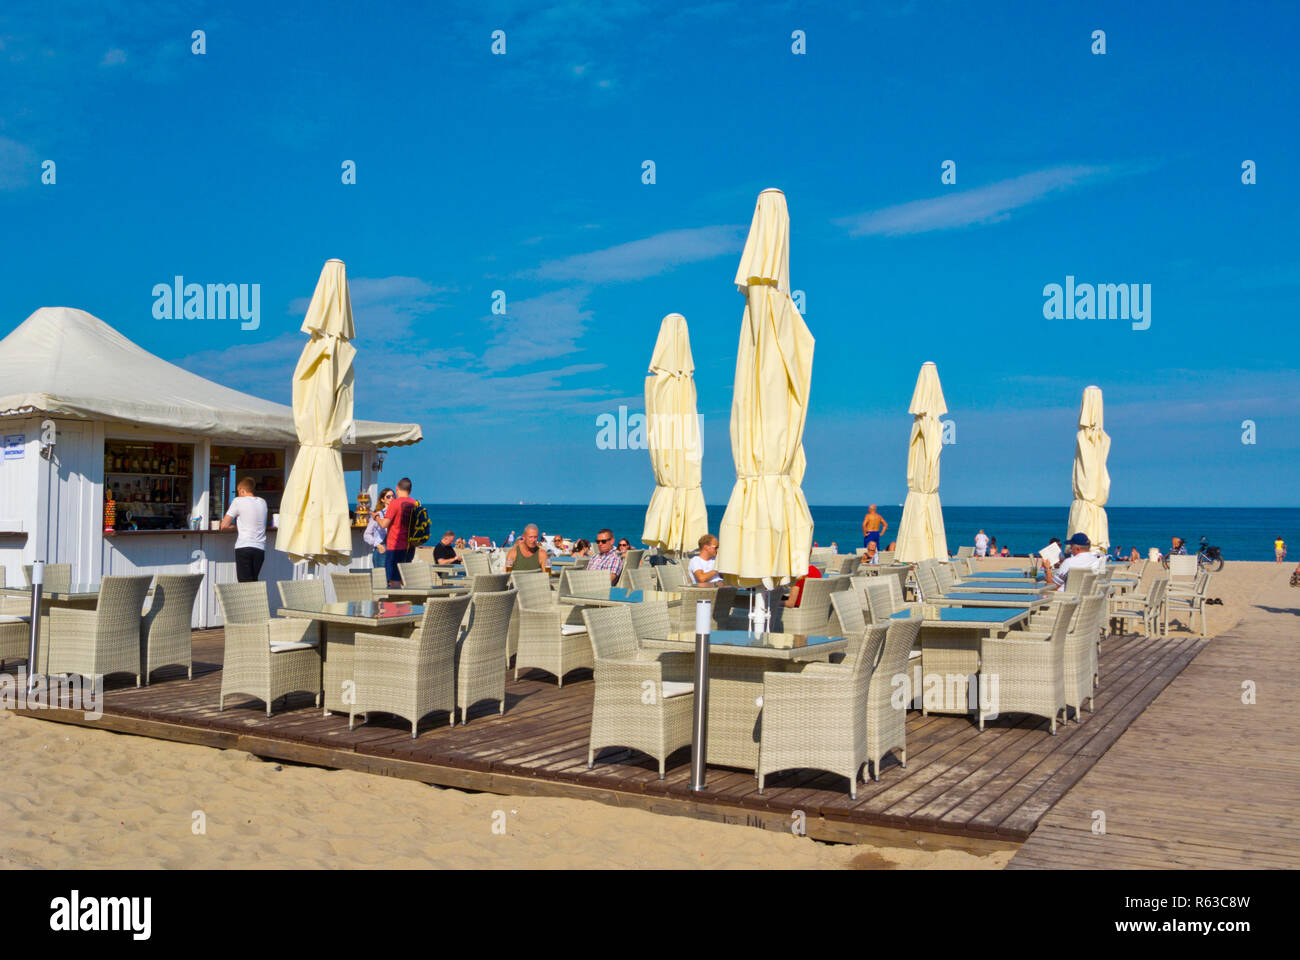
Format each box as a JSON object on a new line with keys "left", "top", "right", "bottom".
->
{"left": 596, "top": 537, "right": 612, "bottom": 544}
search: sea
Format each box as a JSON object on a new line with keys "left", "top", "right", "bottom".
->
{"left": 419, "top": 504, "right": 1299, "bottom": 563}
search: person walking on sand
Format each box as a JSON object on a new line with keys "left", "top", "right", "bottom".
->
{"left": 221, "top": 476, "right": 268, "bottom": 583}
{"left": 862, "top": 505, "right": 888, "bottom": 550}
{"left": 974, "top": 529, "right": 989, "bottom": 557}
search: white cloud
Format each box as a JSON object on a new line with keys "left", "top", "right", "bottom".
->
{"left": 100, "top": 48, "right": 127, "bottom": 66}
{"left": 837, "top": 165, "right": 1111, "bottom": 237}
{"left": 532, "top": 225, "right": 743, "bottom": 283}
{"left": 288, "top": 274, "right": 448, "bottom": 339}
{"left": 482, "top": 287, "right": 593, "bottom": 370}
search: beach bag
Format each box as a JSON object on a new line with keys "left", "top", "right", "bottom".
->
{"left": 408, "top": 501, "right": 431, "bottom": 547}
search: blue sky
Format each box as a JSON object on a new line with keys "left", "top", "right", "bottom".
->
{"left": 2, "top": 0, "right": 1297, "bottom": 507}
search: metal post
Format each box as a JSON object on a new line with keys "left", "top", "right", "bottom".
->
{"left": 690, "top": 598, "right": 711, "bottom": 792}
{"left": 26, "top": 560, "right": 43, "bottom": 693}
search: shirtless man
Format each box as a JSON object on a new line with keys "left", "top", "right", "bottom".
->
{"left": 862, "top": 504, "right": 888, "bottom": 550}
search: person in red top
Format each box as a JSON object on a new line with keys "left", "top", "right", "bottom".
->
{"left": 783, "top": 563, "right": 823, "bottom": 608}
{"left": 377, "top": 477, "right": 417, "bottom": 587}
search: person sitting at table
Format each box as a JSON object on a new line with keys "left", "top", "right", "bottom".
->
{"left": 588, "top": 528, "right": 624, "bottom": 584}
{"left": 432, "top": 530, "right": 458, "bottom": 565}
{"left": 571, "top": 538, "right": 592, "bottom": 558}
{"left": 1051, "top": 532, "right": 1103, "bottom": 591}
{"left": 688, "top": 534, "right": 724, "bottom": 583}
{"left": 863, "top": 540, "right": 880, "bottom": 565}
{"left": 783, "top": 562, "right": 822, "bottom": 607}
{"left": 505, "top": 523, "right": 551, "bottom": 574}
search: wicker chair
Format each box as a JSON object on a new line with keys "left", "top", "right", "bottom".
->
{"left": 277, "top": 578, "right": 326, "bottom": 611}
{"left": 43, "top": 575, "right": 151, "bottom": 686}
{"left": 454, "top": 588, "right": 515, "bottom": 723}
{"left": 215, "top": 582, "right": 321, "bottom": 716}
{"left": 350, "top": 594, "right": 472, "bottom": 736}
{"left": 978, "top": 598, "right": 1078, "bottom": 734}
{"left": 370, "top": 568, "right": 388, "bottom": 592}
{"left": 774, "top": 576, "right": 835, "bottom": 634}
{"left": 470, "top": 572, "right": 510, "bottom": 594}
{"left": 1064, "top": 594, "right": 1107, "bottom": 721}
{"left": 1165, "top": 572, "right": 1212, "bottom": 636}
{"left": 331, "top": 572, "right": 374, "bottom": 604}
{"left": 581, "top": 605, "right": 694, "bottom": 778}
{"left": 956, "top": 546, "right": 974, "bottom": 559}
{"left": 627, "top": 566, "right": 657, "bottom": 591}
{"left": 514, "top": 577, "right": 593, "bottom": 686}
{"left": 1111, "top": 576, "right": 1167, "bottom": 637}
{"left": 0, "top": 566, "right": 30, "bottom": 668}
{"left": 559, "top": 568, "right": 614, "bottom": 600}
{"left": 830, "top": 590, "right": 868, "bottom": 639}
{"left": 462, "top": 551, "right": 493, "bottom": 579}
{"left": 398, "top": 562, "right": 437, "bottom": 590}
{"left": 655, "top": 562, "right": 690, "bottom": 592}
{"left": 141, "top": 573, "right": 204, "bottom": 683}
{"left": 24, "top": 563, "right": 73, "bottom": 593}
{"left": 832, "top": 554, "right": 862, "bottom": 575}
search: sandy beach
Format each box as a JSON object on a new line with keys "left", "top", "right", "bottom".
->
{"left": 0, "top": 561, "right": 1285, "bottom": 870}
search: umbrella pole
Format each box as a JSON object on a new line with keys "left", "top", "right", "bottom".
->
{"left": 690, "top": 598, "right": 712, "bottom": 791}
{"left": 26, "top": 561, "right": 43, "bottom": 694}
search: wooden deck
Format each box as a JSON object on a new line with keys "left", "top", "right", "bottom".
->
{"left": 1008, "top": 599, "right": 1300, "bottom": 869}
{"left": 14, "top": 625, "right": 1206, "bottom": 851}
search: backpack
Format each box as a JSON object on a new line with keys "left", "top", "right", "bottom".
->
{"left": 408, "top": 500, "right": 431, "bottom": 547}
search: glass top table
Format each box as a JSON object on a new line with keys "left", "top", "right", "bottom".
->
{"left": 563, "top": 587, "right": 682, "bottom": 606}
{"left": 382, "top": 584, "right": 470, "bottom": 599}
{"left": 939, "top": 591, "right": 1048, "bottom": 607}
{"left": 947, "top": 581, "right": 1052, "bottom": 594}
{"left": 277, "top": 601, "right": 426, "bottom": 624}
{"left": 959, "top": 570, "right": 1041, "bottom": 579}
{"left": 649, "top": 629, "right": 847, "bottom": 661}
{"left": 0, "top": 583, "right": 153, "bottom": 601}
{"left": 890, "top": 606, "right": 1030, "bottom": 628}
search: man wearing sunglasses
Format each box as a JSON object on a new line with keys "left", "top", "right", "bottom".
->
{"left": 588, "top": 528, "right": 624, "bottom": 585}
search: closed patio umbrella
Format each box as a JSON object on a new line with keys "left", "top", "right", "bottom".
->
{"left": 1067, "top": 385, "right": 1110, "bottom": 551}
{"left": 275, "top": 259, "right": 356, "bottom": 566}
{"left": 717, "top": 188, "right": 815, "bottom": 592}
{"left": 642, "top": 313, "right": 708, "bottom": 555}
{"left": 894, "top": 361, "right": 949, "bottom": 562}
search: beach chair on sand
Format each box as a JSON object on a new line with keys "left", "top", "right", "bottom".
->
{"left": 1165, "top": 571, "right": 1212, "bottom": 637}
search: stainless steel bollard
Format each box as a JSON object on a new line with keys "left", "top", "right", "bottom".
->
{"left": 690, "top": 598, "right": 711, "bottom": 792}
{"left": 26, "top": 560, "right": 43, "bottom": 693}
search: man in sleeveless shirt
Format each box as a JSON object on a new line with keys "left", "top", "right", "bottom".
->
{"left": 506, "top": 523, "right": 551, "bottom": 574}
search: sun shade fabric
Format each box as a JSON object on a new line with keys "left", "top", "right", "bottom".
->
{"left": 717, "top": 189, "right": 815, "bottom": 589}
{"left": 276, "top": 260, "right": 357, "bottom": 565}
{"left": 894, "top": 362, "right": 949, "bottom": 562}
{"left": 0, "top": 306, "right": 420, "bottom": 446}
{"left": 641, "top": 313, "right": 708, "bottom": 554}
{"left": 1067, "top": 385, "right": 1111, "bottom": 550}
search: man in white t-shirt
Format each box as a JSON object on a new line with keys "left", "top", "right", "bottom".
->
{"left": 220, "top": 476, "right": 269, "bottom": 583}
{"left": 974, "top": 529, "right": 990, "bottom": 557}
{"left": 688, "top": 534, "right": 724, "bottom": 584}
{"left": 1051, "top": 532, "right": 1103, "bottom": 592}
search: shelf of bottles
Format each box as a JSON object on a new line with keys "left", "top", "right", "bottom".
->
{"left": 104, "top": 441, "right": 193, "bottom": 530}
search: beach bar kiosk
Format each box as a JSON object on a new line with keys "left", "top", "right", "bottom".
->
{"left": 0, "top": 307, "right": 421, "bottom": 627}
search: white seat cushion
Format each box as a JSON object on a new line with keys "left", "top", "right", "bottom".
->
{"left": 661, "top": 680, "right": 694, "bottom": 699}
{"left": 559, "top": 623, "right": 587, "bottom": 636}
{"left": 270, "top": 640, "right": 318, "bottom": 653}
{"left": 0, "top": 615, "right": 30, "bottom": 624}
{"left": 908, "top": 649, "right": 922, "bottom": 660}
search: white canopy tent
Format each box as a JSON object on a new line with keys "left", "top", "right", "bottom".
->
{"left": 0, "top": 306, "right": 421, "bottom": 627}
{"left": 0, "top": 307, "right": 420, "bottom": 446}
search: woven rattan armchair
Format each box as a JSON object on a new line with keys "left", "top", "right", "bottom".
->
{"left": 978, "top": 597, "right": 1078, "bottom": 734}
{"left": 559, "top": 568, "right": 615, "bottom": 600}
{"left": 331, "top": 572, "right": 374, "bottom": 604}
{"left": 215, "top": 582, "right": 321, "bottom": 716}
{"left": 141, "top": 573, "right": 204, "bottom": 683}
{"left": 1111, "top": 576, "right": 1167, "bottom": 637}
{"left": 627, "top": 566, "right": 657, "bottom": 591}
{"left": 514, "top": 578, "right": 592, "bottom": 687}
{"left": 581, "top": 605, "right": 693, "bottom": 778}
{"left": 398, "top": 562, "right": 437, "bottom": 590}
{"left": 655, "top": 561, "right": 690, "bottom": 591}
{"left": 350, "top": 594, "right": 472, "bottom": 736}
{"left": 23, "top": 563, "right": 73, "bottom": 593}
{"left": 455, "top": 588, "right": 515, "bottom": 723}
{"left": 0, "top": 566, "right": 30, "bottom": 668}
{"left": 774, "top": 576, "right": 835, "bottom": 634}
{"left": 46, "top": 575, "right": 152, "bottom": 686}
{"left": 277, "top": 578, "right": 326, "bottom": 611}
{"left": 470, "top": 572, "right": 510, "bottom": 594}
{"left": 462, "top": 551, "right": 492, "bottom": 578}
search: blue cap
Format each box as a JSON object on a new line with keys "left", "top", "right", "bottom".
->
{"left": 1066, "top": 532, "right": 1091, "bottom": 547}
